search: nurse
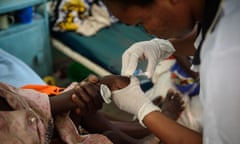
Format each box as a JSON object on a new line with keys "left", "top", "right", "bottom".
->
{"left": 98, "top": 0, "right": 240, "bottom": 144}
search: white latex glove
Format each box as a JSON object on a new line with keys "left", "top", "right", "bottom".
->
{"left": 112, "top": 76, "right": 161, "bottom": 127}
{"left": 121, "top": 38, "right": 175, "bottom": 78}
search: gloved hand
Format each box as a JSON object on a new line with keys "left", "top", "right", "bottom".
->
{"left": 121, "top": 38, "right": 175, "bottom": 78}
{"left": 112, "top": 76, "right": 161, "bottom": 127}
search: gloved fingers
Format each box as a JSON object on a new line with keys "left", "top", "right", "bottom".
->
{"left": 111, "top": 77, "right": 147, "bottom": 115}
{"left": 145, "top": 59, "right": 158, "bottom": 78}
{"left": 121, "top": 52, "right": 139, "bottom": 76}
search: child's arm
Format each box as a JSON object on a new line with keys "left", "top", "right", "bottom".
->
{"left": 0, "top": 85, "right": 79, "bottom": 114}
{"left": 50, "top": 82, "right": 104, "bottom": 115}
{"left": 49, "top": 89, "right": 76, "bottom": 115}
{"left": 0, "top": 80, "right": 104, "bottom": 116}
{"left": 0, "top": 75, "right": 129, "bottom": 115}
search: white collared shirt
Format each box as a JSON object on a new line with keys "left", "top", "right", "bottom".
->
{"left": 200, "top": 0, "right": 240, "bottom": 143}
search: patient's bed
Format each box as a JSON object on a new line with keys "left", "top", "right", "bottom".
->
{"left": 51, "top": 22, "right": 154, "bottom": 90}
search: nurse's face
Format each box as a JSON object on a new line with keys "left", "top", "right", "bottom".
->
{"left": 106, "top": 0, "right": 195, "bottom": 39}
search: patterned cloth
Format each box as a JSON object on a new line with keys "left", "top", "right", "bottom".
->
{"left": 0, "top": 82, "right": 52, "bottom": 143}
{"left": 170, "top": 61, "right": 200, "bottom": 97}
{"left": 52, "top": 0, "right": 116, "bottom": 36}
{"left": 0, "top": 82, "right": 113, "bottom": 144}
{"left": 145, "top": 58, "right": 203, "bottom": 132}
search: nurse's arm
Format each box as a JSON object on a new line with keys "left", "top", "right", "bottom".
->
{"left": 143, "top": 111, "right": 202, "bottom": 144}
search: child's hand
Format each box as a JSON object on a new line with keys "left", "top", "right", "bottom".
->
{"left": 71, "top": 74, "right": 131, "bottom": 115}
{"left": 99, "top": 75, "right": 130, "bottom": 91}
{"left": 72, "top": 75, "right": 103, "bottom": 115}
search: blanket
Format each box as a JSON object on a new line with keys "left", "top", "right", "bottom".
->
{"left": 0, "top": 82, "right": 113, "bottom": 143}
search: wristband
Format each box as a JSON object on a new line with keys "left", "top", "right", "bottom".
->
{"left": 100, "top": 84, "right": 112, "bottom": 104}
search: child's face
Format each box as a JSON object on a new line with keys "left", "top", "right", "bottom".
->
{"left": 99, "top": 75, "right": 130, "bottom": 91}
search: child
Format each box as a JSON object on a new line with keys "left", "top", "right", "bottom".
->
{"left": 0, "top": 74, "right": 184, "bottom": 144}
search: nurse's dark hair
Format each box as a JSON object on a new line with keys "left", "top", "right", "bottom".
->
{"left": 102, "top": 0, "right": 154, "bottom": 7}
